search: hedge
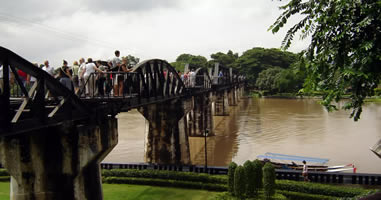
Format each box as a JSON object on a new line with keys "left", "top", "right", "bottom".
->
{"left": 278, "top": 190, "right": 337, "bottom": 200}
{"left": 102, "top": 177, "right": 227, "bottom": 191}
{"left": 228, "top": 162, "right": 238, "bottom": 193}
{"left": 276, "top": 180, "right": 371, "bottom": 198}
{"left": 234, "top": 166, "right": 246, "bottom": 199}
{"left": 263, "top": 163, "right": 276, "bottom": 199}
{"left": 210, "top": 191, "right": 287, "bottom": 200}
{"left": 102, "top": 169, "right": 227, "bottom": 184}
{"left": 0, "top": 169, "right": 9, "bottom": 176}
{"left": 0, "top": 176, "right": 10, "bottom": 182}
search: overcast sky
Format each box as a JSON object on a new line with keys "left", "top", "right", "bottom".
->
{"left": 0, "top": 0, "right": 308, "bottom": 68}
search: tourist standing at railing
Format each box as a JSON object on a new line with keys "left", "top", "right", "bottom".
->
{"left": 72, "top": 61, "right": 80, "bottom": 93}
{"left": 26, "top": 63, "right": 38, "bottom": 88}
{"left": 109, "top": 50, "right": 122, "bottom": 96}
{"left": 189, "top": 69, "right": 196, "bottom": 87}
{"left": 42, "top": 60, "right": 54, "bottom": 76}
{"left": 116, "top": 57, "right": 131, "bottom": 96}
{"left": 78, "top": 58, "right": 86, "bottom": 95}
{"left": 58, "top": 60, "right": 73, "bottom": 91}
{"left": 81, "top": 58, "right": 103, "bottom": 97}
{"left": 96, "top": 61, "right": 107, "bottom": 97}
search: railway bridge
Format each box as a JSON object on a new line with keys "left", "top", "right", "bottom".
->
{"left": 0, "top": 46, "right": 245, "bottom": 200}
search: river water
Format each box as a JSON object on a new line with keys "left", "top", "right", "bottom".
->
{"left": 103, "top": 98, "right": 381, "bottom": 174}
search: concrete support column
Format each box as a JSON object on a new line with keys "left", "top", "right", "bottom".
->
{"left": 215, "top": 90, "right": 229, "bottom": 116}
{"left": 228, "top": 88, "right": 238, "bottom": 106}
{"left": 187, "top": 93, "right": 214, "bottom": 137}
{"left": 0, "top": 117, "right": 118, "bottom": 200}
{"left": 139, "top": 99, "right": 192, "bottom": 165}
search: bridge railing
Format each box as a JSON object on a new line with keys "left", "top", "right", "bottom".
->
{"left": 77, "top": 71, "right": 139, "bottom": 98}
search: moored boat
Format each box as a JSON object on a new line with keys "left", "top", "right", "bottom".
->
{"left": 257, "top": 152, "right": 355, "bottom": 173}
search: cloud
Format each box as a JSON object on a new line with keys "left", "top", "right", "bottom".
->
{"left": 0, "top": 0, "right": 309, "bottom": 68}
{"left": 86, "top": 0, "right": 179, "bottom": 13}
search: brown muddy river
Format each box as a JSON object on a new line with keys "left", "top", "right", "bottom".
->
{"left": 103, "top": 98, "right": 381, "bottom": 174}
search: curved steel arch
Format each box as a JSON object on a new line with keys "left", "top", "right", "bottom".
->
{"left": 132, "top": 59, "right": 186, "bottom": 98}
{"left": 0, "top": 46, "right": 90, "bottom": 135}
{"left": 194, "top": 67, "right": 212, "bottom": 89}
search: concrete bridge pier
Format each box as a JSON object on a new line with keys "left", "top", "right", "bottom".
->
{"left": 214, "top": 90, "right": 229, "bottom": 116}
{"left": 228, "top": 88, "right": 238, "bottom": 106}
{"left": 0, "top": 117, "right": 118, "bottom": 200}
{"left": 139, "top": 99, "right": 192, "bottom": 165}
{"left": 187, "top": 93, "right": 214, "bottom": 137}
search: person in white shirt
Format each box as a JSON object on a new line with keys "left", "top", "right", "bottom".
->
{"left": 42, "top": 60, "right": 54, "bottom": 76}
{"left": 302, "top": 160, "right": 309, "bottom": 182}
{"left": 189, "top": 69, "right": 196, "bottom": 87}
{"left": 81, "top": 58, "right": 103, "bottom": 97}
{"left": 108, "top": 50, "right": 122, "bottom": 96}
{"left": 78, "top": 58, "right": 86, "bottom": 95}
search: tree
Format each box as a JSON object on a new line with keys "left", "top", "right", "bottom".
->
{"left": 175, "top": 54, "right": 208, "bottom": 70}
{"left": 270, "top": 0, "right": 381, "bottom": 121}
{"left": 210, "top": 50, "right": 239, "bottom": 68}
{"left": 122, "top": 55, "right": 140, "bottom": 68}
{"left": 263, "top": 162, "right": 276, "bottom": 199}
{"left": 235, "top": 47, "right": 297, "bottom": 87}
{"left": 228, "top": 162, "right": 238, "bottom": 194}
{"left": 234, "top": 166, "right": 246, "bottom": 199}
{"left": 256, "top": 67, "right": 284, "bottom": 92}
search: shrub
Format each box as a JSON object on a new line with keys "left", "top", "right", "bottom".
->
{"left": 234, "top": 166, "right": 246, "bottom": 199}
{"left": 102, "top": 169, "right": 227, "bottom": 184}
{"left": 263, "top": 162, "right": 276, "bottom": 199}
{"left": 102, "top": 177, "right": 227, "bottom": 191}
{"left": 0, "top": 169, "right": 9, "bottom": 176}
{"left": 227, "top": 162, "right": 238, "bottom": 193}
{"left": 243, "top": 160, "right": 256, "bottom": 197}
{"left": 278, "top": 190, "right": 337, "bottom": 200}
{"left": 0, "top": 176, "right": 10, "bottom": 182}
{"left": 253, "top": 159, "right": 263, "bottom": 190}
{"left": 275, "top": 180, "right": 371, "bottom": 198}
{"left": 211, "top": 191, "right": 288, "bottom": 200}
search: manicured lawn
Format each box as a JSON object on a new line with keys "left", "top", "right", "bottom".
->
{"left": 0, "top": 182, "right": 9, "bottom": 200}
{"left": 0, "top": 182, "right": 218, "bottom": 200}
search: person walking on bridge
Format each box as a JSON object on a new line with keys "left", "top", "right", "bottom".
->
{"left": 81, "top": 58, "right": 103, "bottom": 97}
{"left": 72, "top": 61, "right": 80, "bottom": 93}
{"left": 42, "top": 60, "right": 54, "bottom": 76}
{"left": 58, "top": 60, "right": 73, "bottom": 91}
{"left": 109, "top": 50, "right": 122, "bottom": 96}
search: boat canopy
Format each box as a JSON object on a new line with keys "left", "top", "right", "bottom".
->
{"left": 257, "top": 152, "right": 329, "bottom": 164}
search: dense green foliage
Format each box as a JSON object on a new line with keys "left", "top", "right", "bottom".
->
{"left": 275, "top": 179, "right": 372, "bottom": 198}
{"left": 103, "top": 177, "right": 227, "bottom": 192}
{"left": 263, "top": 163, "right": 276, "bottom": 199}
{"left": 102, "top": 169, "right": 226, "bottom": 184}
{"left": 235, "top": 47, "right": 298, "bottom": 88}
{"left": 252, "top": 159, "right": 263, "bottom": 191}
{"left": 277, "top": 190, "right": 336, "bottom": 200}
{"left": 209, "top": 50, "right": 239, "bottom": 68}
{"left": 122, "top": 55, "right": 140, "bottom": 68}
{"left": 233, "top": 166, "right": 246, "bottom": 199}
{"left": 171, "top": 53, "right": 208, "bottom": 72}
{"left": 243, "top": 160, "right": 255, "bottom": 197}
{"left": 227, "top": 162, "right": 238, "bottom": 193}
{"left": 210, "top": 191, "right": 287, "bottom": 200}
{"left": 270, "top": 0, "right": 381, "bottom": 120}
{"left": 256, "top": 67, "right": 284, "bottom": 92}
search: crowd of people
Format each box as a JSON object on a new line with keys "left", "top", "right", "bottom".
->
{"left": 0, "top": 50, "right": 216, "bottom": 97}
{"left": 0, "top": 50, "right": 135, "bottom": 97}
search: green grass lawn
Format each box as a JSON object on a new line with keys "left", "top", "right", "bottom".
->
{"left": 0, "top": 182, "right": 218, "bottom": 200}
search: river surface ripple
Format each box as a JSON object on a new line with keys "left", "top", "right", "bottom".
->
{"left": 104, "top": 98, "right": 381, "bottom": 174}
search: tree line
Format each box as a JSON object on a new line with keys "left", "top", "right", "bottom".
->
{"left": 170, "top": 47, "right": 304, "bottom": 94}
